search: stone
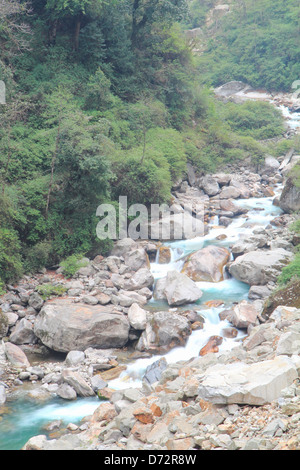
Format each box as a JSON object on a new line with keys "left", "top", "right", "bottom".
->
{"left": 56, "top": 384, "right": 77, "bottom": 400}
{"left": 219, "top": 186, "right": 241, "bottom": 199}
{"left": 197, "top": 356, "right": 298, "bottom": 406}
{"left": 201, "top": 176, "right": 220, "bottom": 197}
{"left": 28, "top": 293, "right": 44, "bottom": 311}
{"left": 262, "top": 156, "right": 281, "bottom": 175}
{"left": 111, "top": 238, "right": 138, "bottom": 257}
{"left": 226, "top": 301, "right": 260, "bottom": 329}
{"left": 34, "top": 299, "right": 130, "bottom": 352}
{"left": 182, "top": 245, "right": 230, "bottom": 283}
{"left": 276, "top": 332, "right": 300, "bottom": 356}
{"left": 4, "top": 342, "right": 30, "bottom": 368}
{"left": 229, "top": 249, "right": 293, "bottom": 286}
{"left": 65, "top": 350, "right": 85, "bottom": 367}
{"left": 133, "top": 407, "right": 155, "bottom": 424}
{"left": 22, "top": 435, "right": 49, "bottom": 450}
{"left": 143, "top": 358, "right": 168, "bottom": 385}
{"left": 280, "top": 175, "right": 300, "bottom": 213}
{"left": 61, "top": 369, "right": 95, "bottom": 397}
{"left": 82, "top": 295, "right": 98, "bottom": 305}
{"left": 125, "top": 268, "right": 154, "bottom": 291}
{"left": 124, "top": 249, "right": 150, "bottom": 272}
{"left": 164, "top": 271, "right": 203, "bottom": 307}
{"left": 199, "top": 336, "right": 223, "bottom": 356}
{"left": 9, "top": 319, "right": 36, "bottom": 345}
{"left": 90, "top": 375, "right": 108, "bottom": 392}
{"left": 128, "top": 303, "right": 147, "bottom": 330}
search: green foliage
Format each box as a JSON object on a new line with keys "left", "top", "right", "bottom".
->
{"left": 23, "top": 241, "right": 52, "bottom": 273}
{"left": 0, "top": 228, "right": 23, "bottom": 283}
{"left": 277, "top": 253, "right": 300, "bottom": 286}
{"left": 195, "top": 0, "right": 300, "bottom": 92}
{"left": 36, "top": 283, "right": 67, "bottom": 300}
{"left": 60, "top": 254, "right": 89, "bottom": 278}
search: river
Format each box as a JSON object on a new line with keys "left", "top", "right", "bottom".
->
{"left": 0, "top": 95, "right": 299, "bottom": 450}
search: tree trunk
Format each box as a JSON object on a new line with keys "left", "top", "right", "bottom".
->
{"left": 74, "top": 16, "right": 81, "bottom": 51}
{"left": 45, "top": 122, "right": 61, "bottom": 219}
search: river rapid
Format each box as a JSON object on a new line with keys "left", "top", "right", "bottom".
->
{"left": 0, "top": 92, "right": 299, "bottom": 450}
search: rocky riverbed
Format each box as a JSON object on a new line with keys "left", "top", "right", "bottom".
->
{"left": 1, "top": 144, "right": 300, "bottom": 450}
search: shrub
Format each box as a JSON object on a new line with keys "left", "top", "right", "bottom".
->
{"left": 36, "top": 283, "right": 67, "bottom": 300}
{"left": 60, "top": 254, "right": 89, "bottom": 278}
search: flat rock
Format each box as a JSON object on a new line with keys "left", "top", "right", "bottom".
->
{"left": 197, "top": 356, "right": 298, "bottom": 406}
{"left": 34, "top": 299, "right": 130, "bottom": 353}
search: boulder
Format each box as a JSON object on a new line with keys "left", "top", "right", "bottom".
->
{"left": 201, "top": 175, "right": 220, "bottom": 197}
{"left": 182, "top": 246, "right": 231, "bottom": 283}
{"left": 226, "top": 300, "right": 260, "bottom": 329}
{"left": 219, "top": 186, "right": 241, "bottom": 200}
{"left": 136, "top": 311, "right": 191, "bottom": 352}
{"left": 57, "top": 384, "right": 77, "bottom": 400}
{"left": 128, "top": 303, "right": 147, "bottom": 330}
{"left": 164, "top": 271, "right": 203, "bottom": 306}
{"left": 28, "top": 293, "right": 44, "bottom": 312}
{"left": 124, "top": 248, "right": 150, "bottom": 272}
{"left": 125, "top": 268, "right": 154, "bottom": 291}
{"left": 111, "top": 238, "right": 138, "bottom": 257}
{"left": 34, "top": 299, "right": 130, "bottom": 353}
{"left": 61, "top": 369, "right": 95, "bottom": 397}
{"left": 229, "top": 249, "right": 293, "bottom": 286}
{"left": 9, "top": 319, "right": 36, "bottom": 345}
{"left": 262, "top": 156, "right": 281, "bottom": 175}
{"left": 279, "top": 175, "right": 300, "bottom": 213}
{"left": 4, "top": 342, "right": 31, "bottom": 368}
{"left": 143, "top": 358, "right": 168, "bottom": 385}
{"left": 197, "top": 356, "right": 298, "bottom": 405}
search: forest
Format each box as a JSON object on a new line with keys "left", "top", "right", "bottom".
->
{"left": 0, "top": 0, "right": 299, "bottom": 290}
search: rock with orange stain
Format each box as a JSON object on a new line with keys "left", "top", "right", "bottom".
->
{"left": 199, "top": 335, "right": 223, "bottom": 356}
{"left": 150, "top": 403, "right": 163, "bottom": 417}
{"left": 205, "top": 299, "right": 225, "bottom": 308}
{"left": 133, "top": 407, "right": 155, "bottom": 424}
{"left": 91, "top": 403, "right": 117, "bottom": 424}
{"left": 158, "top": 246, "right": 172, "bottom": 264}
{"left": 166, "top": 438, "right": 194, "bottom": 451}
{"left": 182, "top": 245, "right": 230, "bottom": 282}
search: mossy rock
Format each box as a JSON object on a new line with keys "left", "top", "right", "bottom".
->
{"left": 262, "top": 279, "right": 300, "bottom": 319}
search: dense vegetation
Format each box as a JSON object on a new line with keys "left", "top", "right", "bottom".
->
{"left": 192, "top": 0, "right": 300, "bottom": 92}
{"left": 0, "top": 0, "right": 293, "bottom": 287}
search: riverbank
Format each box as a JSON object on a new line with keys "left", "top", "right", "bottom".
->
{"left": 0, "top": 156, "right": 299, "bottom": 450}
{"left": 0, "top": 89, "right": 300, "bottom": 451}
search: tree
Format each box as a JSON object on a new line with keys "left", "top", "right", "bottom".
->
{"left": 45, "top": 0, "right": 105, "bottom": 49}
{"left": 131, "top": 0, "right": 188, "bottom": 45}
{"left": 0, "top": 0, "right": 32, "bottom": 54}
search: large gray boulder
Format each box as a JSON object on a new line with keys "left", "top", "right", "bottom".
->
{"left": 164, "top": 270, "right": 203, "bottom": 307}
{"left": 229, "top": 249, "right": 293, "bottom": 286}
{"left": 4, "top": 342, "right": 31, "bottom": 368}
{"left": 197, "top": 356, "right": 298, "bottom": 406}
{"left": 279, "top": 175, "right": 300, "bottom": 213}
{"left": 136, "top": 311, "right": 191, "bottom": 352}
{"left": 34, "top": 299, "right": 130, "bottom": 353}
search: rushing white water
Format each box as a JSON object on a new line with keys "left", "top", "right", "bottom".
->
{"left": 109, "top": 185, "right": 284, "bottom": 390}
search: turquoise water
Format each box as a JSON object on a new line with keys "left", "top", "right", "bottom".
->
{"left": 0, "top": 397, "right": 101, "bottom": 450}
